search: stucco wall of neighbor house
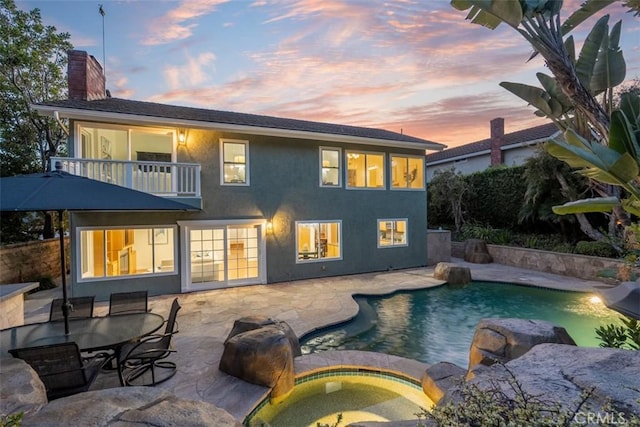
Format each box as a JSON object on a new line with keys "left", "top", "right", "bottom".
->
{"left": 502, "top": 145, "right": 538, "bottom": 167}
{"left": 426, "top": 155, "right": 491, "bottom": 180}
{"left": 67, "top": 126, "right": 429, "bottom": 298}
{"left": 0, "top": 238, "right": 69, "bottom": 284}
{"left": 451, "top": 241, "right": 636, "bottom": 282}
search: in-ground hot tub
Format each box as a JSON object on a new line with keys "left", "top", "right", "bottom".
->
{"left": 244, "top": 368, "right": 433, "bottom": 426}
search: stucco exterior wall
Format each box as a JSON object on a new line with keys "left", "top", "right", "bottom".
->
{"left": 427, "top": 155, "right": 491, "bottom": 180}
{"left": 68, "top": 125, "right": 429, "bottom": 299}
{"left": 502, "top": 145, "right": 538, "bottom": 167}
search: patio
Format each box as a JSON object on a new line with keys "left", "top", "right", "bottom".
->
{"left": 11, "top": 261, "right": 608, "bottom": 421}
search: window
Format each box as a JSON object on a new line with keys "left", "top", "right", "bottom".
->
{"left": 346, "top": 151, "right": 385, "bottom": 189}
{"left": 296, "top": 221, "right": 341, "bottom": 262}
{"left": 77, "top": 123, "right": 174, "bottom": 162}
{"left": 221, "top": 139, "right": 248, "bottom": 185}
{"left": 79, "top": 227, "right": 176, "bottom": 280}
{"left": 378, "top": 219, "right": 407, "bottom": 247}
{"left": 391, "top": 155, "right": 425, "bottom": 189}
{"left": 320, "top": 147, "right": 341, "bottom": 187}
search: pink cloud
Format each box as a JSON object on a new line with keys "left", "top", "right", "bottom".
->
{"left": 142, "top": 0, "right": 230, "bottom": 46}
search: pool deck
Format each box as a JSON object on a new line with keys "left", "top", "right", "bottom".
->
{"left": 16, "top": 260, "right": 612, "bottom": 421}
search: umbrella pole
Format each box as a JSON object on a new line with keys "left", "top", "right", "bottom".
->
{"left": 58, "top": 210, "right": 70, "bottom": 335}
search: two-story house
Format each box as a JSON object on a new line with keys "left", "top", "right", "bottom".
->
{"left": 33, "top": 51, "right": 445, "bottom": 299}
{"left": 425, "top": 118, "right": 560, "bottom": 180}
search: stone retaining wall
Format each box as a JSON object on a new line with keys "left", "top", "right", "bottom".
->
{"left": 0, "top": 238, "right": 69, "bottom": 284}
{"left": 451, "top": 241, "right": 635, "bottom": 282}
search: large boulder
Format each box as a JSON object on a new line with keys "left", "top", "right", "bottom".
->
{"left": 0, "top": 358, "right": 47, "bottom": 418}
{"left": 433, "top": 262, "right": 471, "bottom": 285}
{"left": 459, "top": 344, "right": 640, "bottom": 418}
{"left": 23, "top": 387, "right": 241, "bottom": 426}
{"left": 219, "top": 325, "right": 295, "bottom": 400}
{"left": 468, "top": 318, "right": 576, "bottom": 370}
{"left": 421, "top": 361, "right": 466, "bottom": 404}
{"left": 464, "top": 239, "right": 493, "bottom": 264}
{"left": 225, "top": 316, "right": 301, "bottom": 357}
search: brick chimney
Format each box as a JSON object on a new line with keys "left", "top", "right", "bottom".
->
{"left": 490, "top": 118, "right": 504, "bottom": 166}
{"left": 67, "top": 50, "right": 106, "bottom": 101}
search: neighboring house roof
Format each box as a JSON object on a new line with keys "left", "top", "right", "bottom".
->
{"left": 35, "top": 98, "right": 446, "bottom": 151}
{"left": 425, "top": 122, "right": 559, "bottom": 164}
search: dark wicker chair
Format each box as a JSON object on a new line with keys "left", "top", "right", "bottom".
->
{"left": 108, "top": 291, "right": 149, "bottom": 315}
{"left": 118, "top": 298, "right": 181, "bottom": 386}
{"left": 49, "top": 296, "right": 95, "bottom": 322}
{"left": 9, "top": 342, "right": 106, "bottom": 400}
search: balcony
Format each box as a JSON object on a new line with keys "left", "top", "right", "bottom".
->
{"left": 51, "top": 158, "right": 201, "bottom": 198}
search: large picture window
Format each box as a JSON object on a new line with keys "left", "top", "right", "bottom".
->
{"left": 391, "top": 155, "right": 425, "bottom": 189}
{"left": 296, "top": 221, "right": 341, "bottom": 262}
{"left": 221, "top": 139, "right": 249, "bottom": 185}
{"left": 79, "top": 226, "right": 176, "bottom": 280}
{"left": 320, "top": 147, "right": 341, "bottom": 187}
{"left": 346, "top": 151, "right": 385, "bottom": 189}
{"left": 378, "top": 219, "right": 407, "bottom": 247}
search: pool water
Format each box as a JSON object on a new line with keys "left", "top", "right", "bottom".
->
{"left": 301, "top": 282, "right": 622, "bottom": 367}
{"left": 245, "top": 371, "right": 431, "bottom": 426}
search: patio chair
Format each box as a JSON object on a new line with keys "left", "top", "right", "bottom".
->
{"left": 108, "top": 291, "right": 149, "bottom": 315}
{"left": 9, "top": 342, "right": 106, "bottom": 400}
{"left": 118, "top": 298, "right": 181, "bottom": 386}
{"left": 49, "top": 296, "right": 95, "bottom": 322}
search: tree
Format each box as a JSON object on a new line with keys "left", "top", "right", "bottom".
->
{"left": 450, "top": 0, "right": 636, "bottom": 246}
{"left": 0, "top": 0, "right": 72, "bottom": 242}
{"left": 429, "top": 168, "right": 468, "bottom": 232}
{"left": 519, "top": 147, "right": 591, "bottom": 237}
{"left": 0, "top": 0, "right": 71, "bottom": 175}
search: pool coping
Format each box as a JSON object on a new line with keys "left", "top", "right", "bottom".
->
{"left": 243, "top": 350, "right": 430, "bottom": 423}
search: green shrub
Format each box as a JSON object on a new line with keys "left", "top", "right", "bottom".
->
{"left": 552, "top": 243, "right": 575, "bottom": 254}
{"left": 596, "top": 316, "right": 640, "bottom": 350}
{"left": 0, "top": 412, "right": 23, "bottom": 427}
{"left": 575, "top": 241, "right": 618, "bottom": 258}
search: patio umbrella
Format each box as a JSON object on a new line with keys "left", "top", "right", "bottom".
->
{"left": 0, "top": 164, "right": 196, "bottom": 334}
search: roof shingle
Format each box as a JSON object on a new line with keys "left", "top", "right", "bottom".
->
{"left": 425, "top": 122, "right": 559, "bottom": 163}
{"left": 38, "top": 98, "right": 445, "bottom": 149}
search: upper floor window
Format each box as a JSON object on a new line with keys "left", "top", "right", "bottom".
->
{"left": 77, "top": 123, "right": 175, "bottom": 163}
{"left": 346, "top": 151, "right": 385, "bottom": 189}
{"left": 296, "top": 221, "right": 342, "bottom": 262}
{"left": 320, "top": 147, "right": 341, "bottom": 187}
{"left": 221, "top": 139, "right": 249, "bottom": 185}
{"left": 378, "top": 219, "right": 407, "bottom": 247}
{"left": 391, "top": 155, "right": 425, "bottom": 190}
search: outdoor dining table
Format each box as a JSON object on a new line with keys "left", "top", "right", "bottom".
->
{"left": 0, "top": 312, "right": 165, "bottom": 357}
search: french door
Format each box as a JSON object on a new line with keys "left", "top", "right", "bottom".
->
{"left": 180, "top": 220, "right": 266, "bottom": 292}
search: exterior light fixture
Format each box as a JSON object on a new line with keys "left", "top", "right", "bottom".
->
{"left": 266, "top": 220, "right": 274, "bottom": 233}
{"left": 177, "top": 129, "right": 187, "bottom": 145}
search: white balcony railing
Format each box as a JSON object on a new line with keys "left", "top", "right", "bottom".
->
{"left": 51, "top": 157, "right": 201, "bottom": 197}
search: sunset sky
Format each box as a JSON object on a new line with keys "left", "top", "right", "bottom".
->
{"left": 16, "top": 0, "right": 640, "bottom": 149}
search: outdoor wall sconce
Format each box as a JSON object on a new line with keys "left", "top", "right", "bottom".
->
{"left": 177, "top": 129, "right": 187, "bottom": 146}
{"left": 266, "top": 220, "right": 274, "bottom": 234}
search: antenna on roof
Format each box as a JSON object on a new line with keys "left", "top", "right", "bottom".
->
{"left": 400, "top": 128, "right": 403, "bottom": 135}
{"left": 99, "top": 4, "right": 106, "bottom": 88}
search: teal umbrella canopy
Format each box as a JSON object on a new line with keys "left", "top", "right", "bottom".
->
{"left": 0, "top": 169, "right": 196, "bottom": 212}
{"left": 0, "top": 167, "right": 196, "bottom": 333}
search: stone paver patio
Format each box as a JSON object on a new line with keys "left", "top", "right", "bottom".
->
{"left": 13, "top": 259, "right": 610, "bottom": 422}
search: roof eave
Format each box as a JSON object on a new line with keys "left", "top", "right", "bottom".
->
{"left": 34, "top": 104, "right": 445, "bottom": 151}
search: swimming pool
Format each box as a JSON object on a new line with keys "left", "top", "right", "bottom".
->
{"left": 301, "top": 282, "right": 622, "bottom": 367}
{"left": 244, "top": 368, "right": 432, "bottom": 426}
